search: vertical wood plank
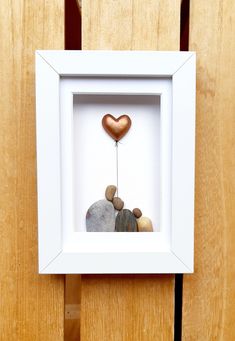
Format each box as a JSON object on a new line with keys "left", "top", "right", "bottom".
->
{"left": 81, "top": 275, "right": 174, "bottom": 341}
{"left": 82, "top": 0, "right": 180, "bottom": 50}
{"left": 81, "top": 1, "right": 181, "bottom": 340}
{"left": 0, "top": 1, "right": 64, "bottom": 340}
{"left": 65, "top": 275, "right": 81, "bottom": 341}
{"left": 182, "top": 1, "right": 235, "bottom": 340}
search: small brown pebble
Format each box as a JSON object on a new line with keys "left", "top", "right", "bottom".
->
{"left": 137, "top": 216, "right": 153, "bottom": 232}
{"left": 113, "top": 197, "right": 124, "bottom": 211}
{"left": 105, "top": 185, "right": 117, "bottom": 201}
{"left": 132, "top": 208, "right": 142, "bottom": 218}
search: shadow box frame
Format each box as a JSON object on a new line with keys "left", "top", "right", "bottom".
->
{"left": 35, "top": 50, "right": 196, "bottom": 274}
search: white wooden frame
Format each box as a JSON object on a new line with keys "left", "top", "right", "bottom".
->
{"left": 35, "top": 51, "right": 196, "bottom": 274}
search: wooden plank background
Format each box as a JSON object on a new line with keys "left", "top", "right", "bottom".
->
{"left": 1, "top": 0, "right": 235, "bottom": 340}
{"left": 0, "top": 1, "right": 64, "bottom": 340}
{"left": 65, "top": 275, "right": 81, "bottom": 340}
{"left": 81, "top": 275, "right": 174, "bottom": 341}
{"left": 82, "top": 0, "right": 181, "bottom": 50}
{"left": 182, "top": 0, "right": 235, "bottom": 339}
{"left": 81, "top": 1, "right": 181, "bottom": 340}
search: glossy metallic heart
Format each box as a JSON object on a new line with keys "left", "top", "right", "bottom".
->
{"left": 102, "top": 114, "right": 132, "bottom": 142}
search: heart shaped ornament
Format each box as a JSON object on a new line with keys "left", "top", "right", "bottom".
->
{"left": 102, "top": 114, "right": 132, "bottom": 142}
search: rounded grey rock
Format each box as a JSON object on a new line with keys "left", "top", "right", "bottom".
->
{"left": 86, "top": 199, "right": 115, "bottom": 232}
{"left": 115, "top": 209, "right": 137, "bottom": 232}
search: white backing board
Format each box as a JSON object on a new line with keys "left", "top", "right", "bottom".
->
{"left": 59, "top": 76, "right": 172, "bottom": 243}
{"left": 73, "top": 94, "right": 160, "bottom": 232}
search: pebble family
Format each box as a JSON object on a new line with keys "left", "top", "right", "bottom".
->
{"left": 86, "top": 185, "right": 154, "bottom": 232}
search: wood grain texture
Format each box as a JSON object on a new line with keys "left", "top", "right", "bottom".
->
{"left": 81, "top": 1, "right": 181, "bottom": 340}
{"left": 82, "top": 0, "right": 181, "bottom": 50}
{"left": 65, "top": 275, "right": 81, "bottom": 341}
{"left": 81, "top": 275, "right": 174, "bottom": 341}
{"left": 0, "top": 1, "right": 64, "bottom": 340}
{"left": 182, "top": 1, "right": 235, "bottom": 340}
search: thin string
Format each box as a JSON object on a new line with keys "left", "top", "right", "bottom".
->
{"left": 115, "top": 141, "right": 119, "bottom": 197}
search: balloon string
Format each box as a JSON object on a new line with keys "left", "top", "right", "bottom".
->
{"left": 115, "top": 141, "right": 119, "bottom": 197}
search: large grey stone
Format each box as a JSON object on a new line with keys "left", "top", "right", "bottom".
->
{"left": 115, "top": 209, "right": 137, "bottom": 232}
{"left": 86, "top": 199, "right": 115, "bottom": 232}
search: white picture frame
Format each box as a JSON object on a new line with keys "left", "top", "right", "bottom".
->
{"left": 35, "top": 50, "right": 196, "bottom": 274}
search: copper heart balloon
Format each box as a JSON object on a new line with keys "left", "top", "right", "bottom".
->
{"left": 102, "top": 114, "right": 132, "bottom": 142}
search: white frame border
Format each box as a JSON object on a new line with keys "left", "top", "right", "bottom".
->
{"left": 35, "top": 51, "right": 196, "bottom": 274}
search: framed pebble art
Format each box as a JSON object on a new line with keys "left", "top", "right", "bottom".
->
{"left": 35, "top": 50, "right": 196, "bottom": 274}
